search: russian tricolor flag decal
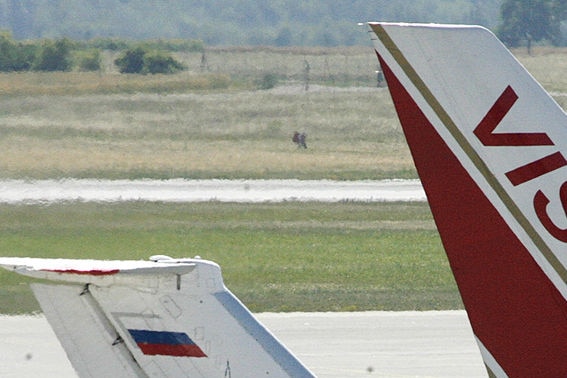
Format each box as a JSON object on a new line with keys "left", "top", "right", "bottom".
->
{"left": 128, "top": 329, "right": 207, "bottom": 358}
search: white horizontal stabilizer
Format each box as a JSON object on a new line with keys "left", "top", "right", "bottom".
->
{"left": 0, "top": 256, "right": 314, "bottom": 377}
{"left": 0, "top": 257, "right": 195, "bottom": 286}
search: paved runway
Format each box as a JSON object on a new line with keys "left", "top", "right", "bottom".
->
{"left": 0, "top": 181, "right": 484, "bottom": 376}
{"left": 0, "top": 179, "right": 425, "bottom": 203}
{"left": 1, "top": 311, "right": 486, "bottom": 377}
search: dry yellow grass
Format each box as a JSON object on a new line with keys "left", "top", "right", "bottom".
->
{"left": 0, "top": 72, "right": 414, "bottom": 179}
{"left": 0, "top": 136, "right": 413, "bottom": 179}
{"left": 0, "top": 71, "right": 231, "bottom": 96}
{"left": 1, "top": 46, "right": 566, "bottom": 180}
{"left": 514, "top": 47, "right": 567, "bottom": 93}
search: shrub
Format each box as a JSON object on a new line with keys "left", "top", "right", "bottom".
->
{"left": 257, "top": 73, "right": 278, "bottom": 89}
{"left": 143, "top": 52, "right": 185, "bottom": 74}
{"left": 0, "top": 32, "right": 37, "bottom": 72}
{"left": 76, "top": 49, "right": 102, "bottom": 71}
{"left": 33, "top": 38, "right": 74, "bottom": 71}
{"left": 115, "top": 47, "right": 185, "bottom": 74}
{"left": 12, "top": 44, "right": 37, "bottom": 71}
{"left": 114, "top": 46, "right": 147, "bottom": 73}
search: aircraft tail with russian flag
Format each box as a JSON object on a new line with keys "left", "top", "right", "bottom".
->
{"left": 369, "top": 22, "right": 567, "bottom": 377}
{"left": 0, "top": 256, "right": 314, "bottom": 377}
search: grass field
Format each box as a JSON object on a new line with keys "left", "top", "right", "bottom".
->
{"left": 1, "top": 46, "right": 566, "bottom": 181}
{"left": 1, "top": 46, "right": 567, "bottom": 314}
{"left": 0, "top": 201, "right": 462, "bottom": 314}
{"left": 0, "top": 87, "right": 413, "bottom": 180}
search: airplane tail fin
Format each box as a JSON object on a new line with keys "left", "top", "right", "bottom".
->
{"left": 369, "top": 22, "right": 567, "bottom": 377}
{"left": 0, "top": 257, "right": 314, "bottom": 378}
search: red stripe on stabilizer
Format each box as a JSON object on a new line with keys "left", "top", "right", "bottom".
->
{"left": 42, "top": 269, "right": 120, "bottom": 276}
{"left": 137, "top": 343, "right": 207, "bottom": 357}
{"left": 379, "top": 54, "right": 567, "bottom": 376}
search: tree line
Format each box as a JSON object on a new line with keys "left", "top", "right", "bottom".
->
{"left": 0, "top": 0, "right": 501, "bottom": 46}
{"left": 498, "top": 0, "right": 567, "bottom": 48}
{"left": 0, "top": 0, "right": 564, "bottom": 64}
{"left": 0, "top": 33, "right": 201, "bottom": 73}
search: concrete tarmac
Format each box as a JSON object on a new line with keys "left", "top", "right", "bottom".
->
{"left": 0, "top": 311, "right": 486, "bottom": 377}
{"left": 0, "top": 179, "right": 425, "bottom": 204}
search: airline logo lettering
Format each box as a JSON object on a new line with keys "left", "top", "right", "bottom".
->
{"left": 128, "top": 329, "right": 207, "bottom": 358}
{"left": 370, "top": 22, "right": 567, "bottom": 297}
{"left": 474, "top": 85, "right": 567, "bottom": 243}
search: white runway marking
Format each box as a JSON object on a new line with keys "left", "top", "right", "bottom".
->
{"left": 0, "top": 312, "right": 486, "bottom": 377}
{"left": 0, "top": 179, "right": 425, "bottom": 204}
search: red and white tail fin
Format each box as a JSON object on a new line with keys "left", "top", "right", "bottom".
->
{"left": 369, "top": 22, "right": 567, "bottom": 377}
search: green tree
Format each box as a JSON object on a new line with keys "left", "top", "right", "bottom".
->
{"left": 143, "top": 52, "right": 185, "bottom": 74}
{"left": 257, "top": 73, "right": 278, "bottom": 90}
{"left": 114, "top": 46, "right": 146, "bottom": 73}
{"left": 0, "top": 31, "right": 20, "bottom": 71}
{"left": 0, "top": 1, "right": 505, "bottom": 47}
{"left": 12, "top": 44, "right": 37, "bottom": 71}
{"left": 76, "top": 49, "right": 102, "bottom": 71}
{"left": 114, "top": 47, "right": 185, "bottom": 74}
{"left": 498, "top": 0, "right": 564, "bottom": 50}
{"left": 34, "top": 38, "right": 73, "bottom": 71}
{"left": 0, "top": 31, "right": 36, "bottom": 71}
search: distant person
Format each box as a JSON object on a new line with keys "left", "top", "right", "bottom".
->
{"left": 292, "top": 131, "right": 307, "bottom": 149}
{"left": 298, "top": 132, "right": 307, "bottom": 148}
{"left": 292, "top": 131, "right": 300, "bottom": 145}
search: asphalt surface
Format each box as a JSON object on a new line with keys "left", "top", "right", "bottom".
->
{"left": 0, "top": 180, "right": 486, "bottom": 377}
{"left": 0, "top": 311, "right": 486, "bottom": 377}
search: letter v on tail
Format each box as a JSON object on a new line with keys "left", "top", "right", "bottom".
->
{"left": 369, "top": 22, "right": 567, "bottom": 377}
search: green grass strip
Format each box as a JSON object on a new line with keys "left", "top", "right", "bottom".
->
{"left": 0, "top": 201, "right": 461, "bottom": 314}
